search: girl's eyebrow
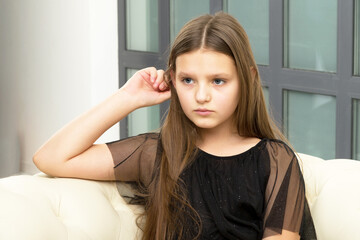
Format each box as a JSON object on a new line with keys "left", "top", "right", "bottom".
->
{"left": 177, "top": 71, "right": 232, "bottom": 79}
{"left": 176, "top": 71, "right": 193, "bottom": 78}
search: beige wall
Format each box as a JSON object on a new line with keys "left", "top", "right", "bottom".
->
{"left": 0, "top": 0, "right": 119, "bottom": 177}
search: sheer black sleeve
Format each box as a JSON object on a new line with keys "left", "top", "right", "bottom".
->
{"left": 106, "top": 133, "right": 159, "bottom": 186}
{"left": 262, "top": 140, "right": 306, "bottom": 238}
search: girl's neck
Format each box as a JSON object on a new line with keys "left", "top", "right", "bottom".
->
{"left": 197, "top": 126, "right": 261, "bottom": 157}
{"left": 198, "top": 126, "right": 239, "bottom": 146}
{"left": 197, "top": 125, "right": 240, "bottom": 152}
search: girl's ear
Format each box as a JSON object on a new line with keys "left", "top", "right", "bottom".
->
{"left": 250, "top": 66, "right": 257, "bottom": 81}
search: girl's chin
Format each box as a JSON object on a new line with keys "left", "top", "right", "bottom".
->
{"left": 192, "top": 122, "right": 217, "bottom": 129}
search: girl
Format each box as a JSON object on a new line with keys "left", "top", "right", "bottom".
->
{"left": 33, "top": 12, "right": 316, "bottom": 240}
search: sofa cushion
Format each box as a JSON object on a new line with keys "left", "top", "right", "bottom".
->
{"left": 298, "top": 153, "right": 360, "bottom": 240}
{"left": 0, "top": 174, "right": 142, "bottom": 240}
{"left": 1, "top": 154, "right": 360, "bottom": 240}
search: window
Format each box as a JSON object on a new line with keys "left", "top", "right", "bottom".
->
{"left": 118, "top": 0, "right": 360, "bottom": 160}
{"left": 224, "top": 0, "right": 269, "bottom": 65}
{"left": 126, "top": 69, "right": 160, "bottom": 136}
{"left": 353, "top": 99, "right": 360, "bottom": 160}
{"left": 355, "top": 0, "right": 360, "bottom": 75}
{"left": 126, "top": 0, "right": 159, "bottom": 52}
{"left": 283, "top": 90, "right": 336, "bottom": 159}
{"left": 284, "top": 0, "right": 337, "bottom": 72}
{"left": 170, "top": 0, "right": 210, "bottom": 42}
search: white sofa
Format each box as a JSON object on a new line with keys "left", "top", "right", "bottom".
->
{"left": 0, "top": 153, "right": 360, "bottom": 240}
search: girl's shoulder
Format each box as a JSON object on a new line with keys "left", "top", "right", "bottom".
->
{"left": 258, "top": 138, "right": 298, "bottom": 166}
{"left": 258, "top": 138, "right": 293, "bottom": 152}
{"left": 107, "top": 132, "right": 161, "bottom": 185}
{"left": 106, "top": 132, "right": 161, "bottom": 165}
{"left": 106, "top": 132, "right": 160, "bottom": 146}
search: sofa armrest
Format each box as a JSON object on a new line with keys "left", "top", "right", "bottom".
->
{"left": 298, "top": 153, "right": 360, "bottom": 240}
{"left": 0, "top": 174, "right": 143, "bottom": 240}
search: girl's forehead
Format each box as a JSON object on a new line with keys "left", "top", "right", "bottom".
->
{"left": 176, "top": 48, "right": 229, "bottom": 60}
{"left": 175, "top": 49, "right": 236, "bottom": 74}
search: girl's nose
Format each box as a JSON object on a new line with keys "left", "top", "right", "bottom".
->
{"left": 195, "top": 84, "right": 211, "bottom": 103}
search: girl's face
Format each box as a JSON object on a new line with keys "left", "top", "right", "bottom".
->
{"left": 174, "top": 49, "right": 240, "bottom": 133}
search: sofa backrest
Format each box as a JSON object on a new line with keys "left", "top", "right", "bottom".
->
{"left": 298, "top": 153, "right": 360, "bottom": 240}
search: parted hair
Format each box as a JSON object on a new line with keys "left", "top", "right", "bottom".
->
{"left": 141, "top": 12, "right": 284, "bottom": 240}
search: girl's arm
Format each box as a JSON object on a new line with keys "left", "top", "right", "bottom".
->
{"left": 262, "top": 230, "right": 300, "bottom": 240}
{"left": 262, "top": 140, "right": 310, "bottom": 240}
{"left": 33, "top": 67, "right": 170, "bottom": 180}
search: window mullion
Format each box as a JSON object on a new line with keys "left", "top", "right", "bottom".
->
{"left": 336, "top": 0, "right": 354, "bottom": 158}
{"left": 210, "top": 0, "right": 223, "bottom": 14}
{"left": 268, "top": 0, "right": 283, "bottom": 129}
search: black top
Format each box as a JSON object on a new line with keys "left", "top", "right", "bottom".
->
{"left": 106, "top": 133, "right": 317, "bottom": 240}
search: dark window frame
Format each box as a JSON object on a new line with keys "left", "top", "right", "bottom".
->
{"left": 118, "top": 0, "right": 360, "bottom": 159}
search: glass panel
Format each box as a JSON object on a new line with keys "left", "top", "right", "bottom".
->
{"left": 284, "top": 0, "right": 337, "bottom": 72}
{"left": 126, "top": 0, "right": 158, "bottom": 52}
{"left": 170, "top": 0, "right": 210, "bottom": 43}
{"left": 126, "top": 69, "right": 160, "bottom": 136}
{"left": 224, "top": 0, "right": 269, "bottom": 65}
{"left": 353, "top": 99, "right": 360, "bottom": 160}
{"left": 355, "top": 0, "right": 360, "bottom": 75}
{"left": 262, "top": 86, "right": 269, "bottom": 109}
{"left": 283, "top": 90, "right": 336, "bottom": 159}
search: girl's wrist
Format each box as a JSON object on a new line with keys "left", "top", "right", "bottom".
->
{"left": 115, "top": 88, "right": 142, "bottom": 111}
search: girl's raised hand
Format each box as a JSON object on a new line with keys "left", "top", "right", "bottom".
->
{"left": 32, "top": 67, "right": 170, "bottom": 180}
{"left": 122, "top": 67, "right": 171, "bottom": 108}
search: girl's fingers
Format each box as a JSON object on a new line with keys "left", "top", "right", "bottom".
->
{"left": 154, "top": 70, "right": 169, "bottom": 91}
{"left": 158, "top": 88, "right": 171, "bottom": 102}
{"left": 138, "top": 67, "right": 157, "bottom": 84}
{"left": 153, "top": 70, "right": 163, "bottom": 88}
{"left": 159, "top": 81, "right": 169, "bottom": 91}
{"left": 150, "top": 68, "right": 157, "bottom": 83}
{"left": 137, "top": 67, "right": 168, "bottom": 91}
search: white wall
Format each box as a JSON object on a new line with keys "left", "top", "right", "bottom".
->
{"left": 0, "top": 0, "right": 119, "bottom": 177}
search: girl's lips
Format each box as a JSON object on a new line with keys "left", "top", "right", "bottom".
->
{"left": 194, "top": 109, "right": 213, "bottom": 116}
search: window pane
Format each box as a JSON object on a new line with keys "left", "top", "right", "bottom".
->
{"left": 224, "top": 0, "right": 269, "bottom": 65}
{"left": 126, "top": 69, "right": 160, "bottom": 136}
{"left": 353, "top": 99, "right": 360, "bottom": 160}
{"left": 262, "top": 86, "right": 269, "bottom": 109}
{"left": 170, "top": 0, "right": 210, "bottom": 42}
{"left": 284, "top": 0, "right": 337, "bottom": 72}
{"left": 355, "top": 0, "right": 360, "bottom": 75}
{"left": 283, "top": 90, "right": 336, "bottom": 159}
{"left": 126, "top": 0, "right": 158, "bottom": 52}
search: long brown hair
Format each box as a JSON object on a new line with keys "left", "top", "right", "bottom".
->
{"left": 141, "top": 12, "right": 284, "bottom": 240}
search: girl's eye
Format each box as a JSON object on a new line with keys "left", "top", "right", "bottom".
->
{"left": 213, "top": 79, "right": 225, "bottom": 85}
{"left": 182, "top": 78, "right": 194, "bottom": 84}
